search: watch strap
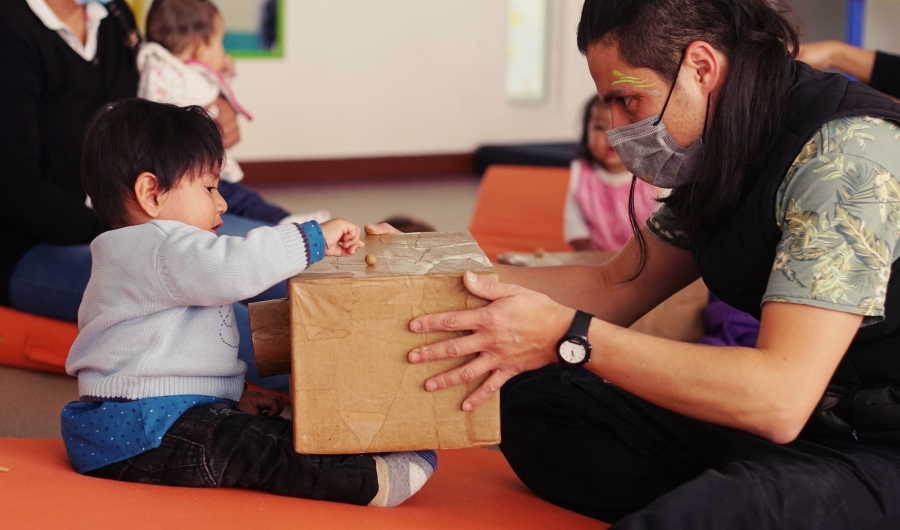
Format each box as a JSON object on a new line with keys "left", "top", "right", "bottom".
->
{"left": 568, "top": 310, "right": 593, "bottom": 339}
{"left": 558, "top": 310, "right": 594, "bottom": 385}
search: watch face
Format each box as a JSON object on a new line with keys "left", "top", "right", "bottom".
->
{"left": 559, "top": 339, "right": 587, "bottom": 364}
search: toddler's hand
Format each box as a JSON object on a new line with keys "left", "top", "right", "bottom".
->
{"left": 238, "top": 390, "right": 284, "bottom": 418}
{"left": 321, "top": 218, "right": 365, "bottom": 256}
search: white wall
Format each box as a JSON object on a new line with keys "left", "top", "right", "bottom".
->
{"left": 229, "top": 0, "right": 596, "bottom": 162}
{"left": 865, "top": 0, "right": 900, "bottom": 55}
{"left": 788, "top": 0, "right": 845, "bottom": 42}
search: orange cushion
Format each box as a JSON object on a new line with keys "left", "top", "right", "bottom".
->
{"left": 0, "top": 307, "right": 78, "bottom": 375}
{"left": 0, "top": 438, "right": 608, "bottom": 529}
{"left": 468, "top": 165, "right": 572, "bottom": 262}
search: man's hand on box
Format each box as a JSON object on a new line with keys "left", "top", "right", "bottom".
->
{"left": 238, "top": 390, "right": 285, "bottom": 417}
{"left": 363, "top": 223, "right": 403, "bottom": 235}
{"left": 406, "top": 271, "right": 569, "bottom": 411}
{"left": 321, "top": 218, "right": 365, "bottom": 256}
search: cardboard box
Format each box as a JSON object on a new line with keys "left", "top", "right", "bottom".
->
{"left": 250, "top": 231, "right": 501, "bottom": 454}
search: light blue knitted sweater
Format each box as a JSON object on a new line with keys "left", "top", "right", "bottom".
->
{"left": 66, "top": 220, "right": 323, "bottom": 401}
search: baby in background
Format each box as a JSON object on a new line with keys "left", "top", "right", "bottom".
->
{"left": 138, "top": 0, "right": 327, "bottom": 224}
{"left": 62, "top": 99, "right": 435, "bottom": 507}
{"left": 564, "top": 95, "right": 663, "bottom": 252}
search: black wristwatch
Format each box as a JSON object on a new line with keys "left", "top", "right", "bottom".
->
{"left": 556, "top": 310, "right": 594, "bottom": 384}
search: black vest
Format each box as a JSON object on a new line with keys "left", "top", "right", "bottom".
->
{"left": 692, "top": 62, "right": 900, "bottom": 442}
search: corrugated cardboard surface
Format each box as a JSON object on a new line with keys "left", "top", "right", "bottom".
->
{"left": 253, "top": 232, "right": 501, "bottom": 454}
{"left": 250, "top": 298, "right": 292, "bottom": 378}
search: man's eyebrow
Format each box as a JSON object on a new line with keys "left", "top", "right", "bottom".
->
{"left": 601, "top": 87, "right": 630, "bottom": 104}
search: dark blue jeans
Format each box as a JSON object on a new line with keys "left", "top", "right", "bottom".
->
{"left": 86, "top": 403, "right": 378, "bottom": 505}
{"left": 7, "top": 214, "right": 290, "bottom": 394}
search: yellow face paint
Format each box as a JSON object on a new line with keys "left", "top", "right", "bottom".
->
{"left": 611, "top": 69, "right": 658, "bottom": 90}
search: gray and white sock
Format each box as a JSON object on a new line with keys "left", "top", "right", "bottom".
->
{"left": 368, "top": 450, "right": 437, "bottom": 507}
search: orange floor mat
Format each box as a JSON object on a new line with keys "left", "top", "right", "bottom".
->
{"left": 0, "top": 439, "right": 608, "bottom": 530}
{"left": 0, "top": 307, "right": 78, "bottom": 375}
{"left": 468, "top": 165, "right": 573, "bottom": 262}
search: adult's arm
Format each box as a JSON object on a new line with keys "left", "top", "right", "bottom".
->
{"left": 797, "top": 40, "right": 876, "bottom": 83}
{"left": 796, "top": 41, "right": 900, "bottom": 99}
{"left": 412, "top": 268, "right": 858, "bottom": 446}
{"left": 497, "top": 226, "right": 700, "bottom": 327}
{"left": 215, "top": 96, "right": 241, "bottom": 149}
{"left": 404, "top": 228, "right": 699, "bottom": 397}
{"left": 0, "top": 30, "right": 106, "bottom": 244}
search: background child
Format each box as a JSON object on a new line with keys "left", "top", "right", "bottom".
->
{"left": 63, "top": 99, "right": 435, "bottom": 507}
{"left": 564, "top": 95, "right": 662, "bottom": 252}
{"left": 138, "top": 0, "right": 328, "bottom": 226}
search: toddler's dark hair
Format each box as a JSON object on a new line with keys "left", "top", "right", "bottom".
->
{"left": 81, "top": 98, "right": 225, "bottom": 228}
{"left": 575, "top": 94, "right": 603, "bottom": 165}
{"left": 146, "top": 0, "right": 219, "bottom": 56}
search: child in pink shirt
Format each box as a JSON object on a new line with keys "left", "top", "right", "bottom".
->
{"left": 564, "top": 95, "right": 662, "bottom": 251}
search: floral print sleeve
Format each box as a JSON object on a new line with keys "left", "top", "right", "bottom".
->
{"left": 646, "top": 204, "right": 691, "bottom": 250}
{"left": 768, "top": 116, "right": 900, "bottom": 326}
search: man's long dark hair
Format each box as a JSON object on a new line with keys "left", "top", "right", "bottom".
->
{"left": 577, "top": 0, "right": 799, "bottom": 278}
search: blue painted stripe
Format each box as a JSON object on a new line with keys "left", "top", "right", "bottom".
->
{"left": 846, "top": 0, "right": 866, "bottom": 47}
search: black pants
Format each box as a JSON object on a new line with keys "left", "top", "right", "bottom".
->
{"left": 86, "top": 403, "right": 378, "bottom": 505}
{"left": 500, "top": 375, "right": 900, "bottom": 529}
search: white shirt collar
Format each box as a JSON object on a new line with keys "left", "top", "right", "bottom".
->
{"left": 590, "top": 162, "right": 635, "bottom": 186}
{"left": 26, "top": 0, "right": 109, "bottom": 62}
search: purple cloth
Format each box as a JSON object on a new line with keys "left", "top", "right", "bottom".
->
{"left": 699, "top": 293, "right": 760, "bottom": 347}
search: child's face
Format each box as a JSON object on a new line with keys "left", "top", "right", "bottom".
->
{"left": 588, "top": 103, "right": 627, "bottom": 174}
{"left": 194, "top": 13, "right": 231, "bottom": 73}
{"left": 157, "top": 172, "right": 227, "bottom": 234}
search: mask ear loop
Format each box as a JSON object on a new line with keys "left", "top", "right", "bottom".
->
{"left": 700, "top": 93, "right": 711, "bottom": 143}
{"left": 653, "top": 85, "right": 676, "bottom": 127}
{"left": 653, "top": 49, "right": 689, "bottom": 127}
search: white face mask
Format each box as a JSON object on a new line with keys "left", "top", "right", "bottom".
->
{"left": 605, "top": 62, "right": 710, "bottom": 189}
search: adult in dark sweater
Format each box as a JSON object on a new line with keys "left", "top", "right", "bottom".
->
{"left": 0, "top": 0, "right": 291, "bottom": 393}
{"left": 799, "top": 39, "right": 900, "bottom": 99}
{"left": 0, "top": 0, "right": 137, "bottom": 311}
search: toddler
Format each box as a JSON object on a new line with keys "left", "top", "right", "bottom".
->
{"left": 564, "top": 95, "right": 662, "bottom": 251}
{"left": 137, "top": 0, "right": 327, "bottom": 225}
{"left": 62, "top": 99, "right": 435, "bottom": 507}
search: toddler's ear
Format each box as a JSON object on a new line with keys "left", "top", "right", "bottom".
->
{"left": 133, "top": 172, "right": 163, "bottom": 219}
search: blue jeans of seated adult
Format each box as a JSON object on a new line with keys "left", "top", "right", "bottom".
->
{"left": 7, "top": 213, "right": 290, "bottom": 394}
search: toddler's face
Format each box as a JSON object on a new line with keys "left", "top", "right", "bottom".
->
{"left": 588, "top": 103, "right": 627, "bottom": 173}
{"left": 156, "top": 172, "right": 227, "bottom": 234}
{"left": 195, "top": 13, "right": 231, "bottom": 74}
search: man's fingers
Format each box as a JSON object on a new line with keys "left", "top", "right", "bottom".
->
{"left": 423, "top": 354, "right": 496, "bottom": 393}
{"left": 462, "top": 271, "right": 523, "bottom": 302}
{"left": 409, "top": 306, "right": 490, "bottom": 333}
{"left": 409, "top": 333, "right": 487, "bottom": 363}
{"left": 461, "top": 370, "right": 513, "bottom": 411}
{"left": 364, "top": 223, "right": 402, "bottom": 235}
